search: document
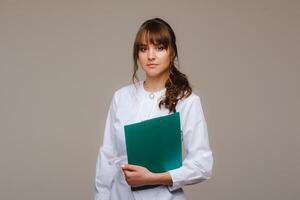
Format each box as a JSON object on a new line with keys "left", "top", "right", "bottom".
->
{"left": 124, "top": 112, "right": 182, "bottom": 190}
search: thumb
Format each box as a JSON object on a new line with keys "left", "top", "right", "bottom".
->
{"left": 121, "top": 164, "right": 137, "bottom": 171}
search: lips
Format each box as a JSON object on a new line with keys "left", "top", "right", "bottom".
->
{"left": 147, "top": 63, "right": 158, "bottom": 68}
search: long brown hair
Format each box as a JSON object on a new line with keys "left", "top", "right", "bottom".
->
{"left": 132, "top": 18, "right": 192, "bottom": 113}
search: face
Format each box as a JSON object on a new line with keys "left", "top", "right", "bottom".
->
{"left": 138, "top": 42, "right": 171, "bottom": 79}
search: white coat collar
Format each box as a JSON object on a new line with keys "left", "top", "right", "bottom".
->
{"left": 134, "top": 79, "right": 166, "bottom": 101}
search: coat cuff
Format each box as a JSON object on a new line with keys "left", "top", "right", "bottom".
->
{"left": 167, "top": 169, "right": 184, "bottom": 191}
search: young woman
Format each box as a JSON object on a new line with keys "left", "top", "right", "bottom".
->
{"left": 94, "top": 18, "right": 213, "bottom": 200}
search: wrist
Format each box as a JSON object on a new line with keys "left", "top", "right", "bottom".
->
{"left": 148, "top": 172, "right": 172, "bottom": 186}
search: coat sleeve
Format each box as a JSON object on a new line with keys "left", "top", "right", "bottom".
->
{"left": 167, "top": 95, "right": 214, "bottom": 191}
{"left": 94, "top": 92, "right": 118, "bottom": 200}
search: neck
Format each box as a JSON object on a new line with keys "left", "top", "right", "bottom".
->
{"left": 143, "top": 74, "right": 168, "bottom": 92}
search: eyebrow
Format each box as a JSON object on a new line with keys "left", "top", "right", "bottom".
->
{"left": 139, "top": 43, "right": 163, "bottom": 47}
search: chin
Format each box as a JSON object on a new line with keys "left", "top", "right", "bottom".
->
{"left": 145, "top": 73, "right": 158, "bottom": 78}
{"left": 146, "top": 72, "right": 166, "bottom": 79}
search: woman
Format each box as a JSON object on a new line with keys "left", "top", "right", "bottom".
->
{"left": 94, "top": 18, "right": 213, "bottom": 200}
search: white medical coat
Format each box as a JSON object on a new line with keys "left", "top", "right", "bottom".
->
{"left": 94, "top": 80, "right": 213, "bottom": 200}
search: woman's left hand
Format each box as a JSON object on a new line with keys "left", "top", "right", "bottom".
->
{"left": 121, "top": 164, "right": 154, "bottom": 187}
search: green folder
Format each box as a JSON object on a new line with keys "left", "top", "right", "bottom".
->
{"left": 124, "top": 112, "right": 182, "bottom": 190}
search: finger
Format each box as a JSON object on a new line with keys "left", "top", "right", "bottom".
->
{"left": 123, "top": 170, "right": 135, "bottom": 180}
{"left": 123, "top": 171, "right": 129, "bottom": 179}
{"left": 122, "top": 168, "right": 129, "bottom": 177}
{"left": 121, "top": 164, "right": 138, "bottom": 171}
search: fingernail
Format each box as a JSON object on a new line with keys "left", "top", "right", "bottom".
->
{"left": 121, "top": 164, "right": 125, "bottom": 168}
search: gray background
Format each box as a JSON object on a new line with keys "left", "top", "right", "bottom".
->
{"left": 1, "top": 0, "right": 299, "bottom": 199}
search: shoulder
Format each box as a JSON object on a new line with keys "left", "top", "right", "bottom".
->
{"left": 178, "top": 92, "right": 202, "bottom": 105}
{"left": 112, "top": 82, "right": 138, "bottom": 104}
{"left": 176, "top": 91, "right": 207, "bottom": 124}
{"left": 176, "top": 91, "right": 204, "bottom": 112}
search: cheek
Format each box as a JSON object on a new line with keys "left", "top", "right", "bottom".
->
{"left": 159, "top": 53, "right": 171, "bottom": 65}
{"left": 137, "top": 59, "right": 147, "bottom": 69}
{"left": 138, "top": 54, "right": 147, "bottom": 64}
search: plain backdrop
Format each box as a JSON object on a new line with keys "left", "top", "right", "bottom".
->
{"left": 0, "top": 0, "right": 299, "bottom": 200}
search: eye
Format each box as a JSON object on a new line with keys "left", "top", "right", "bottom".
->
{"left": 157, "top": 46, "right": 165, "bottom": 51}
{"left": 139, "top": 47, "right": 147, "bottom": 52}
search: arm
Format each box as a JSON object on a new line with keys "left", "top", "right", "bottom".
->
{"left": 167, "top": 95, "right": 214, "bottom": 191}
{"left": 95, "top": 92, "right": 118, "bottom": 200}
{"left": 151, "top": 172, "right": 173, "bottom": 186}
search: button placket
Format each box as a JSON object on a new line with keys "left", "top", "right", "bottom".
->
{"left": 145, "top": 94, "right": 157, "bottom": 119}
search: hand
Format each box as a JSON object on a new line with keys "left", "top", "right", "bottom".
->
{"left": 121, "top": 164, "right": 154, "bottom": 187}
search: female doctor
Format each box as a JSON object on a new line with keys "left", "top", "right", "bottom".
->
{"left": 94, "top": 18, "right": 213, "bottom": 200}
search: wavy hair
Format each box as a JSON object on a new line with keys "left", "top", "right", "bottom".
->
{"left": 132, "top": 18, "right": 192, "bottom": 113}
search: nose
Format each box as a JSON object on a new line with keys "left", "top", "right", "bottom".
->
{"left": 147, "top": 47, "right": 156, "bottom": 61}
